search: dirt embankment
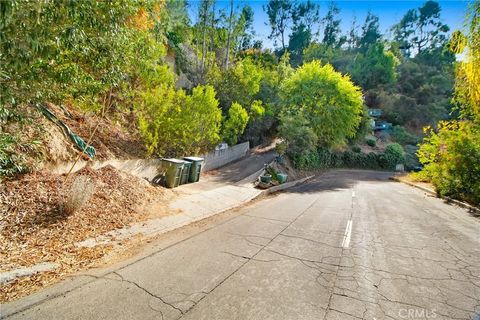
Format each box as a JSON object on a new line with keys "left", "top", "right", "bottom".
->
{"left": 42, "top": 103, "right": 148, "bottom": 162}
{"left": 0, "top": 165, "right": 175, "bottom": 302}
{"left": 3, "top": 103, "right": 149, "bottom": 172}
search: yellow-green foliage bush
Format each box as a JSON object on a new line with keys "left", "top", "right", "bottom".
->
{"left": 417, "top": 122, "right": 480, "bottom": 205}
{"left": 417, "top": 1, "right": 480, "bottom": 206}
{"left": 222, "top": 103, "right": 250, "bottom": 146}
{"left": 280, "top": 60, "right": 364, "bottom": 148}
{"left": 137, "top": 85, "right": 222, "bottom": 157}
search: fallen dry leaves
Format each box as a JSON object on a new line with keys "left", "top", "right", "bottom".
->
{"left": 0, "top": 165, "right": 171, "bottom": 302}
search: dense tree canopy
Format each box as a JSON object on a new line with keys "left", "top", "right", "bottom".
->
{"left": 280, "top": 61, "right": 364, "bottom": 147}
{"left": 417, "top": 1, "right": 480, "bottom": 205}
{"left": 0, "top": 0, "right": 467, "bottom": 185}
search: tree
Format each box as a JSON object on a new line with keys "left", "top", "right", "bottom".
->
{"left": 347, "top": 15, "right": 360, "bottom": 49}
{"left": 280, "top": 61, "right": 364, "bottom": 147}
{"left": 349, "top": 43, "right": 398, "bottom": 90}
{"left": 291, "top": 0, "right": 320, "bottom": 29}
{"left": 359, "top": 12, "right": 382, "bottom": 51}
{"left": 288, "top": 0, "right": 320, "bottom": 65}
{"left": 0, "top": 0, "right": 150, "bottom": 109}
{"left": 160, "top": 0, "right": 190, "bottom": 45}
{"left": 211, "top": 57, "right": 263, "bottom": 111}
{"left": 382, "top": 143, "right": 405, "bottom": 168}
{"left": 392, "top": 9, "right": 417, "bottom": 56}
{"left": 236, "top": 6, "right": 255, "bottom": 51}
{"left": 392, "top": 1, "right": 449, "bottom": 56}
{"left": 198, "top": 0, "right": 214, "bottom": 74}
{"left": 322, "top": 2, "right": 344, "bottom": 48}
{"left": 416, "top": 1, "right": 480, "bottom": 206}
{"left": 222, "top": 102, "right": 250, "bottom": 145}
{"left": 288, "top": 25, "right": 312, "bottom": 66}
{"left": 265, "top": 0, "right": 293, "bottom": 51}
{"left": 225, "top": 0, "right": 235, "bottom": 69}
{"left": 452, "top": 1, "right": 480, "bottom": 121}
{"left": 378, "top": 48, "right": 454, "bottom": 128}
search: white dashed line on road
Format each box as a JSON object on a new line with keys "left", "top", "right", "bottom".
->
{"left": 342, "top": 219, "right": 353, "bottom": 248}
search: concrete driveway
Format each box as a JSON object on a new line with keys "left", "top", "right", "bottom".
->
{"left": 177, "top": 149, "right": 276, "bottom": 194}
{"left": 3, "top": 170, "right": 480, "bottom": 320}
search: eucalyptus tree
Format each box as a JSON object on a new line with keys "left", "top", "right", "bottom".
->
{"left": 322, "top": 1, "right": 344, "bottom": 48}
{"left": 264, "top": 0, "right": 293, "bottom": 52}
{"left": 392, "top": 0, "right": 449, "bottom": 56}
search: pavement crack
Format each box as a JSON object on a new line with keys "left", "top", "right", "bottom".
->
{"left": 178, "top": 194, "right": 323, "bottom": 318}
{"left": 110, "top": 271, "right": 185, "bottom": 315}
{"left": 277, "top": 233, "right": 342, "bottom": 249}
{"left": 243, "top": 214, "right": 290, "bottom": 223}
{"left": 221, "top": 251, "right": 251, "bottom": 260}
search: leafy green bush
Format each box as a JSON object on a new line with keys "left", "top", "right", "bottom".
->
{"left": 281, "top": 61, "right": 364, "bottom": 147}
{"left": 293, "top": 147, "right": 383, "bottom": 171}
{"left": 382, "top": 143, "right": 405, "bottom": 169}
{"left": 137, "top": 85, "right": 222, "bottom": 157}
{"left": 211, "top": 58, "right": 264, "bottom": 111}
{"left": 0, "top": 133, "right": 30, "bottom": 178}
{"left": 279, "top": 114, "right": 318, "bottom": 159}
{"left": 223, "top": 103, "right": 250, "bottom": 146}
{"left": 366, "top": 139, "right": 376, "bottom": 147}
{"left": 417, "top": 121, "right": 480, "bottom": 205}
{"left": 392, "top": 125, "right": 420, "bottom": 145}
{"left": 249, "top": 100, "right": 265, "bottom": 119}
{"left": 352, "top": 146, "right": 361, "bottom": 153}
{"left": 291, "top": 144, "right": 409, "bottom": 171}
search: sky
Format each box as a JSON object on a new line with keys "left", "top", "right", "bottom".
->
{"left": 187, "top": 0, "right": 469, "bottom": 49}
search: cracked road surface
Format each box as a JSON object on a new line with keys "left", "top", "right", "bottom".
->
{"left": 3, "top": 170, "right": 480, "bottom": 320}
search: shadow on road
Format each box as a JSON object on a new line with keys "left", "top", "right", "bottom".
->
{"left": 285, "top": 169, "right": 394, "bottom": 194}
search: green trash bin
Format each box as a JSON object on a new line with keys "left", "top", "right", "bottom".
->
{"left": 277, "top": 173, "right": 288, "bottom": 184}
{"left": 179, "top": 160, "right": 192, "bottom": 185}
{"left": 183, "top": 157, "right": 204, "bottom": 183}
{"left": 161, "top": 158, "right": 184, "bottom": 188}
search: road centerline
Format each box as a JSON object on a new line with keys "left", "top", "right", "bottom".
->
{"left": 341, "top": 219, "right": 353, "bottom": 248}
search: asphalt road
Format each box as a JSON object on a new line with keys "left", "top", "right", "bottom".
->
{"left": 3, "top": 170, "right": 480, "bottom": 320}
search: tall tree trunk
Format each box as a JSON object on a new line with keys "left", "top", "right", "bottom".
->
{"left": 208, "top": 1, "right": 216, "bottom": 71}
{"left": 225, "top": 0, "right": 234, "bottom": 70}
{"left": 201, "top": 2, "right": 208, "bottom": 74}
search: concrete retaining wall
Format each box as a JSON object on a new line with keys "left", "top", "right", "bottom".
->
{"left": 48, "top": 158, "right": 164, "bottom": 181}
{"left": 47, "top": 142, "right": 250, "bottom": 181}
{"left": 201, "top": 142, "right": 250, "bottom": 171}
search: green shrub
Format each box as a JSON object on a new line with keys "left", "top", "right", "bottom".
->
{"left": 366, "top": 138, "right": 376, "bottom": 147}
{"left": 392, "top": 125, "right": 420, "bottom": 145}
{"left": 223, "top": 102, "right": 250, "bottom": 146}
{"left": 137, "top": 85, "right": 222, "bottom": 157}
{"left": 404, "top": 145, "right": 421, "bottom": 171}
{"left": 367, "top": 152, "right": 380, "bottom": 168}
{"left": 382, "top": 143, "right": 405, "bottom": 169}
{"left": 352, "top": 146, "right": 361, "bottom": 153}
{"left": 0, "top": 133, "right": 30, "bottom": 178}
{"left": 292, "top": 147, "right": 383, "bottom": 171}
{"left": 417, "top": 121, "right": 480, "bottom": 205}
{"left": 279, "top": 114, "right": 318, "bottom": 158}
